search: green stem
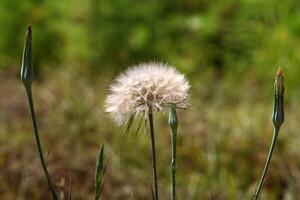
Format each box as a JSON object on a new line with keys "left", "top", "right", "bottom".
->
{"left": 253, "top": 127, "right": 280, "bottom": 200}
{"left": 169, "top": 107, "right": 178, "bottom": 200}
{"left": 148, "top": 106, "right": 158, "bottom": 200}
{"left": 26, "top": 87, "right": 58, "bottom": 200}
{"left": 171, "top": 131, "right": 176, "bottom": 200}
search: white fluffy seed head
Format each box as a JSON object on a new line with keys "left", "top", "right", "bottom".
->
{"left": 105, "top": 63, "right": 190, "bottom": 126}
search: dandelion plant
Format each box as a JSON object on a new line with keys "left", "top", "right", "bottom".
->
{"left": 21, "top": 25, "right": 58, "bottom": 199}
{"left": 105, "top": 63, "right": 190, "bottom": 200}
{"left": 253, "top": 68, "right": 285, "bottom": 200}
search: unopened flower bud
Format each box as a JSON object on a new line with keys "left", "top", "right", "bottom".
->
{"left": 275, "top": 68, "right": 284, "bottom": 96}
{"left": 272, "top": 68, "right": 284, "bottom": 129}
{"left": 20, "top": 25, "right": 33, "bottom": 88}
{"left": 169, "top": 106, "right": 178, "bottom": 131}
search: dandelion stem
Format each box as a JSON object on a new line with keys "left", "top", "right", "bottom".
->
{"left": 25, "top": 87, "right": 58, "bottom": 200}
{"left": 169, "top": 106, "right": 178, "bottom": 200}
{"left": 253, "top": 127, "right": 279, "bottom": 200}
{"left": 148, "top": 106, "right": 158, "bottom": 200}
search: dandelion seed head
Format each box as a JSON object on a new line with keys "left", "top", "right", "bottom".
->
{"left": 105, "top": 63, "right": 190, "bottom": 126}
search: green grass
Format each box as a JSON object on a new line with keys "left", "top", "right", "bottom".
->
{"left": 0, "top": 66, "right": 299, "bottom": 199}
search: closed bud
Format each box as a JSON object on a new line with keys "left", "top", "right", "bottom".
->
{"left": 20, "top": 25, "right": 33, "bottom": 88}
{"left": 169, "top": 106, "right": 178, "bottom": 131}
{"left": 272, "top": 68, "right": 284, "bottom": 129}
{"left": 275, "top": 68, "right": 284, "bottom": 96}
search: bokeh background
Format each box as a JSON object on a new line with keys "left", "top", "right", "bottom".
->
{"left": 1, "top": 0, "right": 300, "bottom": 199}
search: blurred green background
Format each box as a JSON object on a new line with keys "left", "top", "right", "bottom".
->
{"left": 1, "top": 0, "right": 300, "bottom": 199}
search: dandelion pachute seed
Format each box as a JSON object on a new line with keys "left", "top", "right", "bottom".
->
{"left": 105, "top": 63, "right": 190, "bottom": 127}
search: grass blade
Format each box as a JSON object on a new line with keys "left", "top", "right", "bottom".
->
{"left": 95, "top": 144, "right": 105, "bottom": 200}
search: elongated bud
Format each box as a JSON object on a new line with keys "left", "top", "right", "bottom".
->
{"left": 275, "top": 68, "right": 284, "bottom": 96}
{"left": 169, "top": 106, "right": 178, "bottom": 131}
{"left": 21, "top": 25, "right": 33, "bottom": 88}
{"left": 272, "top": 68, "right": 284, "bottom": 129}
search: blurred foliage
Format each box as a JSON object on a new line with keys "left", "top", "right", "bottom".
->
{"left": 0, "top": 0, "right": 300, "bottom": 86}
{"left": 1, "top": 0, "right": 300, "bottom": 199}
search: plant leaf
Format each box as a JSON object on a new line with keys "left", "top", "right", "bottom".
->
{"left": 95, "top": 144, "right": 104, "bottom": 200}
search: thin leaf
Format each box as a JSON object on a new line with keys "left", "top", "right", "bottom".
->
{"left": 67, "top": 173, "right": 72, "bottom": 200}
{"left": 95, "top": 145, "right": 105, "bottom": 200}
{"left": 147, "top": 178, "right": 155, "bottom": 200}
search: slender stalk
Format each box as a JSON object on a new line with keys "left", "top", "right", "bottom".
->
{"left": 253, "top": 127, "right": 280, "bottom": 200}
{"left": 148, "top": 106, "right": 158, "bottom": 200}
{"left": 25, "top": 87, "right": 58, "bottom": 200}
{"left": 254, "top": 68, "right": 284, "bottom": 199}
{"left": 169, "top": 107, "right": 178, "bottom": 200}
{"left": 171, "top": 132, "right": 176, "bottom": 200}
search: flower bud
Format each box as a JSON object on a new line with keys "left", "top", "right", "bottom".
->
{"left": 275, "top": 68, "right": 284, "bottom": 96}
{"left": 169, "top": 106, "right": 178, "bottom": 131}
{"left": 20, "top": 25, "right": 33, "bottom": 88}
{"left": 272, "top": 68, "right": 284, "bottom": 129}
